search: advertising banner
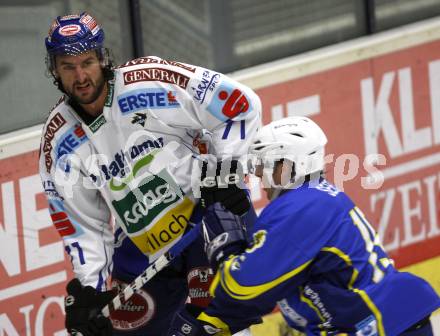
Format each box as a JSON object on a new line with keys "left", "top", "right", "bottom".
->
{"left": 251, "top": 39, "right": 440, "bottom": 268}
{"left": 0, "top": 150, "right": 71, "bottom": 335}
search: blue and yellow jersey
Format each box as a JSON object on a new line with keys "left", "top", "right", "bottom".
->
{"left": 200, "top": 179, "right": 440, "bottom": 335}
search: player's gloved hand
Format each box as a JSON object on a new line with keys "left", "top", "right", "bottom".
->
{"left": 65, "top": 278, "right": 114, "bottom": 336}
{"left": 201, "top": 203, "right": 247, "bottom": 270}
{"left": 167, "top": 304, "right": 219, "bottom": 336}
{"left": 200, "top": 160, "right": 250, "bottom": 216}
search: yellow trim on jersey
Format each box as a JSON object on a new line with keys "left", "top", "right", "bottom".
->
{"left": 219, "top": 258, "right": 312, "bottom": 300}
{"left": 321, "top": 245, "right": 385, "bottom": 335}
{"left": 349, "top": 208, "right": 385, "bottom": 283}
{"left": 321, "top": 246, "right": 359, "bottom": 288}
{"left": 130, "top": 197, "right": 194, "bottom": 254}
{"left": 352, "top": 288, "right": 385, "bottom": 336}
{"left": 197, "top": 312, "right": 231, "bottom": 336}
{"left": 300, "top": 290, "right": 328, "bottom": 336}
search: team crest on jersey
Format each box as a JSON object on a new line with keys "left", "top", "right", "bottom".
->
{"left": 245, "top": 230, "right": 267, "bottom": 253}
{"left": 110, "top": 279, "right": 156, "bottom": 331}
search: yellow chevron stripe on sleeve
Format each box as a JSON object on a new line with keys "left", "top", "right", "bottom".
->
{"left": 220, "top": 257, "right": 312, "bottom": 300}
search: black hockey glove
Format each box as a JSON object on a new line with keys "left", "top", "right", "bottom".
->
{"left": 200, "top": 160, "right": 250, "bottom": 216}
{"left": 167, "top": 304, "right": 219, "bottom": 336}
{"left": 201, "top": 203, "right": 247, "bottom": 270}
{"left": 65, "top": 278, "right": 114, "bottom": 336}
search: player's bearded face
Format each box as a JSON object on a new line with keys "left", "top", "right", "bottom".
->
{"left": 55, "top": 51, "right": 106, "bottom": 105}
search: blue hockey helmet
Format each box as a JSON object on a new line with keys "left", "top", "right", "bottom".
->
{"left": 45, "top": 12, "right": 104, "bottom": 56}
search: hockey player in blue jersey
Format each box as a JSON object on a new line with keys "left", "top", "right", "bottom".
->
{"left": 168, "top": 116, "right": 440, "bottom": 336}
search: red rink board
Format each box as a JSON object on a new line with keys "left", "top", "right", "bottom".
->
{"left": 0, "top": 150, "right": 71, "bottom": 334}
{"left": 253, "top": 39, "right": 440, "bottom": 268}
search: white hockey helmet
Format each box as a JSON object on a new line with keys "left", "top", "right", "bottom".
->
{"left": 249, "top": 116, "right": 327, "bottom": 180}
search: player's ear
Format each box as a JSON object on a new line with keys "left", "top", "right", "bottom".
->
{"left": 45, "top": 54, "right": 59, "bottom": 79}
{"left": 98, "top": 48, "right": 110, "bottom": 68}
{"left": 100, "top": 52, "right": 109, "bottom": 68}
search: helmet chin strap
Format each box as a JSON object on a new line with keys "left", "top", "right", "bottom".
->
{"left": 263, "top": 160, "right": 294, "bottom": 200}
{"left": 262, "top": 166, "right": 296, "bottom": 201}
{"left": 269, "top": 180, "right": 299, "bottom": 200}
{"left": 269, "top": 186, "right": 283, "bottom": 200}
{"left": 266, "top": 163, "right": 322, "bottom": 201}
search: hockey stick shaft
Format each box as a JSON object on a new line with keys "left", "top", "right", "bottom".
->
{"left": 101, "top": 222, "right": 201, "bottom": 317}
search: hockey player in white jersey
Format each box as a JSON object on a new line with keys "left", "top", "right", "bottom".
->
{"left": 40, "top": 12, "right": 261, "bottom": 335}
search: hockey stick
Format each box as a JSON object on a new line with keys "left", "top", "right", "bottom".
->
{"left": 101, "top": 221, "right": 201, "bottom": 317}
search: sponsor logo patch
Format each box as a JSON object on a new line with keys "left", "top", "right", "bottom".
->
{"left": 112, "top": 176, "right": 181, "bottom": 234}
{"left": 118, "top": 89, "right": 180, "bottom": 114}
{"left": 104, "top": 82, "right": 115, "bottom": 107}
{"left": 110, "top": 279, "right": 155, "bottom": 331}
{"left": 119, "top": 57, "right": 196, "bottom": 72}
{"left": 355, "top": 315, "right": 378, "bottom": 336}
{"left": 123, "top": 67, "right": 190, "bottom": 89}
{"left": 187, "top": 267, "right": 214, "bottom": 307}
{"left": 192, "top": 70, "right": 221, "bottom": 104}
{"left": 88, "top": 114, "right": 107, "bottom": 133}
{"left": 42, "top": 180, "right": 63, "bottom": 200}
{"left": 79, "top": 13, "right": 98, "bottom": 32}
{"left": 129, "top": 197, "right": 194, "bottom": 255}
{"left": 89, "top": 138, "right": 163, "bottom": 184}
{"left": 43, "top": 113, "right": 66, "bottom": 172}
{"left": 192, "top": 132, "right": 208, "bottom": 154}
{"left": 47, "top": 21, "right": 59, "bottom": 41}
{"left": 207, "top": 81, "right": 251, "bottom": 121}
{"left": 59, "top": 24, "right": 81, "bottom": 36}
{"left": 59, "top": 14, "right": 80, "bottom": 21}
{"left": 48, "top": 200, "right": 83, "bottom": 238}
{"left": 55, "top": 124, "right": 88, "bottom": 171}
{"left": 278, "top": 299, "right": 307, "bottom": 327}
{"left": 303, "top": 285, "right": 333, "bottom": 329}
